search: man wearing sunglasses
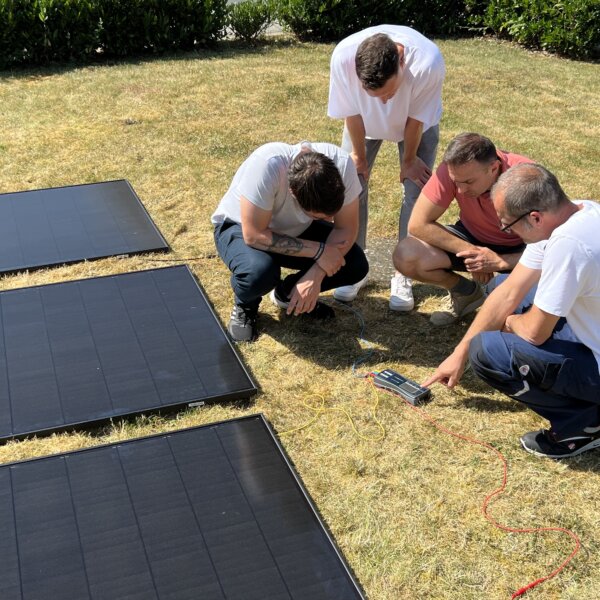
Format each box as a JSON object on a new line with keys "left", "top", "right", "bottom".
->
{"left": 393, "top": 132, "right": 532, "bottom": 325}
{"left": 424, "top": 163, "right": 600, "bottom": 459}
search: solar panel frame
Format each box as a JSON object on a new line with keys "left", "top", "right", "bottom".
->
{"left": 0, "top": 179, "right": 169, "bottom": 274}
{"left": 0, "top": 265, "right": 257, "bottom": 442}
{"left": 0, "top": 414, "right": 366, "bottom": 600}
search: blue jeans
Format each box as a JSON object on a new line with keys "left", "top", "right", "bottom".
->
{"left": 469, "top": 276, "right": 600, "bottom": 436}
{"left": 214, "top": 219, "right": 369, "bottom": 310}
{"left": 342, "top": 124, "right": 440, "bottom": 248}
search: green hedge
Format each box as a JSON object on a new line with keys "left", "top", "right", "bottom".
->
{"left": 466, "top": 0, "right": 600, "bottom": 59}
{"left": 227, "top": 0, "right": 274, "bottom": 42}
{"left": 0, "top": 0, "right": 227, "bottom": 68}
{"left": 274, "top": 0, "right": 471, "bottom": 42}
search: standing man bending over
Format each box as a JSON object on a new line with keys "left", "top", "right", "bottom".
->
{"left": 425, "top": 164, "right": 600, "bottom": 459}
{"left": 394, "top": 133, "right": 532, "bottom": 325}
{"left": 328, "top": 25, "right": 445, "bottom": 309}
{"left": 212, "top": 142, "right": 368, "bottom": 342}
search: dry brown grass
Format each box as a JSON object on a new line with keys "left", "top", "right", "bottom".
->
{"left": 0, "top": 36, "right": 599, "bottom": 599}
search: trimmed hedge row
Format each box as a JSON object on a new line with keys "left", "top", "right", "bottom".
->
{"left": 466, "top": 0, "right": 600, "bottom": 59}
{"left": 0, "top": 0, "right": 227, "bottom": 67}
{"left": 275, "top": 0, "right": 470, "bottom": 42}
{"left": 1, "top": 0, "right": 598, "bottom": 67}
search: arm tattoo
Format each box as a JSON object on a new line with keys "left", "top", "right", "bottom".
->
{"left": 268, "top": 232, "right": 304, "bottom": 255}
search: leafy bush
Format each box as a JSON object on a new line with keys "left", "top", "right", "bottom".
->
{"left": 466, "top": 0, "right": 600, "bottom": 59}
{"left": 0, "top": 0, "right": 228, "bottom": 68}
{"left": 274, "top": 0, "right": 472, "bottom": 42}
{"left": 227, "top": 0, "right": 274, "bottom": 42}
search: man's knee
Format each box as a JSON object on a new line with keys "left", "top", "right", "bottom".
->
{"left": 393, "top": 237, "right": 428, "bottom": 278}
{"left": 232, "top": 251, "right": 279, "bottom": 298}
{"left": 469, "top": 332, "right": 513, "bottom": 383}
{"left": 345, "top": 244, "right": 369, "bottom": 281}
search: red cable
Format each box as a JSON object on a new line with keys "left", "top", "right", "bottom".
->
{"left": 369, "top": 377, "right": 581, "bottom": 597}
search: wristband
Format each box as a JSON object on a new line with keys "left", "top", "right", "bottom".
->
{"left": 313, "top": 242, "right": 325, "bottom": 261}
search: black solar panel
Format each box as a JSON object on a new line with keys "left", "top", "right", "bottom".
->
{"left": 0, "top": 265, "right": 256, "bottom": 441}
{"left": 0, "top": 179, "right": 169, "bottom": 274}
{"left": 0, "top": 415, "right": 365, "bottom": 600}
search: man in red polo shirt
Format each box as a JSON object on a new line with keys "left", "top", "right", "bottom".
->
{"left": 393, "top": 132, "right": 532, "bottom": 325}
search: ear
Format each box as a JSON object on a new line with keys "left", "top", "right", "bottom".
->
{"left": 529, "top": 210, "right": 543, "bottom": 227}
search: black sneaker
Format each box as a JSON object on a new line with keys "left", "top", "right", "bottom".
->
{"left": 228, "top": 304, "right": 258, "bottom": 342}
{"left": 520, "top": 428, "right": 600, "bottom": 459}
{"left": 269, "top": 289, "right": 335, "bottom": 320}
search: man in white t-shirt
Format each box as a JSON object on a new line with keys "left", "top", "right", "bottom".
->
{"left": 327, "top": 25, "right": 445, "bottom": 309}
{"left": 212, "top": 142, "right": 367, "bottom": 342}
{"left": 424, "top": 163, "right": 600, "bottom": 459}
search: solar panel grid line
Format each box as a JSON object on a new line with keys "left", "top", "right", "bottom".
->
{"left": 0, "top": 299, "right": 14, "bottom": 436}
{"left": 113, "top": 270, "right": 209, "bottom": 404}
{"left": 161, "top": 435, "right": 229, "bottom": 598}
{"left": 2, "top": 468, "right": 23, "bottom": 598}
{"left": 0, "top": 195, "right": 25, "bottom": 269}
{"left": 211, "top": 425, "right": 295, "bottom": 599}
{"left": 63, "top": 456, "right": 95, "bottom": 599}
{"left": 113, "top": 443, "right": 162, "bottom": 598}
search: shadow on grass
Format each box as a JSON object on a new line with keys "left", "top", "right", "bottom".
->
{"left": 257, "top": 311, "right": 370, "bottom": 371}
{"left": 0, "top": 37, "right": 302, "bottom": 81}
{"left": 459, "top": 394, "right": 528, "bottom": 414}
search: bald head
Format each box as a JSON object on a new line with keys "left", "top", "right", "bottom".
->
{"left": 492, "top": 163, "right": 569, "bottom": 218}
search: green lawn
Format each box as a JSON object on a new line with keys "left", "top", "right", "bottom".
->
{"left": 0, "top": 36, "right": 599, "bottom": 599}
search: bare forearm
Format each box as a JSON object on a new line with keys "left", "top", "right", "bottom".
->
{"left": 402, "top": 117, "right": 423, "bottom": 163}
{"left": 497, "top": 251, "right": 523, "bottom": 271}
{"left": 246, "top": 230, "right": 319, "bottom": 258}
{"left": 345, "top": 115, "right": 366, "bottom": 158}
{"left": 325, "top": 227, "right": 355, "bottom": 256}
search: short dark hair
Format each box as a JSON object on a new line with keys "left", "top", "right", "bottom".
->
{"left": 492, "top": 163, "right": 569, "bottom": 217}
{"left": 355, "top": 33, "right": 399, "bottom": 90}
{"left": 288, "top": 151, "right": 345, "bottom": 215}
{"left": 442, "top": 132, "right": 499, "bottom": 167}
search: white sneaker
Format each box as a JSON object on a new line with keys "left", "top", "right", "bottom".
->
{"left": 333, "top": 275, "right": 368, "bottom": 302}
{"left": 389, "top": 274, "right": 414, "bottom": 311}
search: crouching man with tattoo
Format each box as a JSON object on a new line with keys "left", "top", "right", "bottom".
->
{"left": 212, "top": 141, "right": 368, "bottom": 342}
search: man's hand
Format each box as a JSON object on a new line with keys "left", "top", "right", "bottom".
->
{"left": 317, "top": 242, "right": 346, "bottom": 276}
{"left": 456, "top": 246, "right": 509, "bottom": 273}
{"left": 350, "top": 152, "right": 369, "bottom": 181}
{"left": 287, "top": 274, "right": 321, "bottom": 316}
{"left": 400, "top": 156, "right": 432, "bottom": 189}
{"left": 422, "top": 347, "right": 468, "bottom": 389}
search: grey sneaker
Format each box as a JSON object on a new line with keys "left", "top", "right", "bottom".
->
{"left": 430, "top": 285, "right": 484, "bottom": 326}
{"left": 228, "top": 304, "right": 258, "bottom": 342}
{"left": 520, "top": 428, "right": 600, "bottom": 459}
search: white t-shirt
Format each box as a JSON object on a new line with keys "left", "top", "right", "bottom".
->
{"left": 211, "top": 142, "right": 361, "bottom": 237}
{"left": 520, "top": 201, "right": 600, "bottom": 371}
{"left": 328, "top": 25, "right": 445, "bottom": 142}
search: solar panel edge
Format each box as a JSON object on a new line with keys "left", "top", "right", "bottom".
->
{"left": 258, "top": 417, "right": 367, "bottom": 600}
{"left": 120, "top": 179, "right": 170, "bottom": 253}
{"left": 177, "top": 264, "right": 259, "bottom": 396}
{"left": 0, "top": 386, "right": 259, "bottom": 444}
